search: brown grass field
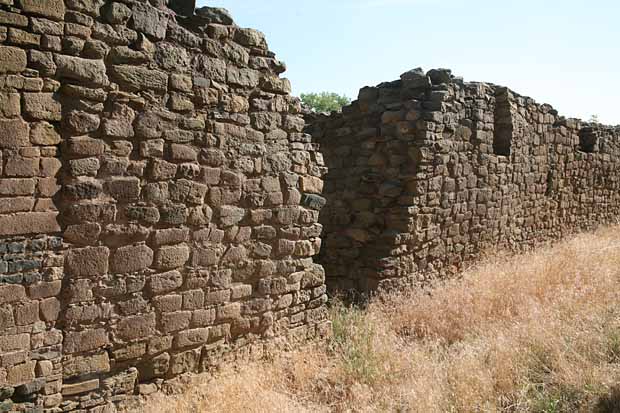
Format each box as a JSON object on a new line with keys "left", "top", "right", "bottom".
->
{"left": 134, "top": 226, "right": 620, "bottom": 412}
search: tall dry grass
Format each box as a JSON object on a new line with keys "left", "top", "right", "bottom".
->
{"left": 137, "top": 227, "right": 620, "bottom": 413}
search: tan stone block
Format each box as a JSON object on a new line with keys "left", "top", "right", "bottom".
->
{"left": 0, "top": 334, "right": 29, "bottom": 352}
{"left": 191, "top": 308, "right": 216, "bottom": 327}
{"left": 217, "top": 302, "right": 241, "bottom": 320}
{"left": 0, "top": 10, "right": 29, "bottom": 27}
{"left": 0, "top": 285, "right": 25, "bottom": 305}
{"left": 40, "top": 157, "right": 62, "bottom": 177}
{"left": 0, "top": 119, "right": 30, "bottom": 148}
{"left": 5, "top": 156, "right": 39, "bottom": 177}
{"left": 151, "top": 227, "right": 189, "bottom": 247}
{"left": 7, "top": 361, "right": 35, "bottom": 386}
{"left": 36, "top": 360, "right": 53, "bottom": 377}
{"left": 37, "top": 177, "right": 60, "bottom": 197}
{"left": 174, "top": 328, "right": 210, "bottom": 348}
{"left": 154, "top": 244, "right": 190, "bottom": 270}
{"left": 0, "top": 197, "right": 34, "bottom": 213}
{"left": 160, "top": 311, "right": 191, "bottom": 333}
{"left": 65, "top": 246, "right": 109, "bottom": 277}
{"left": 62, "top": 378, "right": 100, "bottom": 396}
{"left": 169, "top": 348, "right": 200, "bottom": 375}
{"left": 111, "top": 244, "right": 153, "bottom": 274}
{"left": 149, "top": 270, "right": 183, "bottom": 295}
{"left": 152, "top": 294, "right": 182, "bottom": 313}
{"left": 63, "top": 329, "right": 108, "bottom": 354}
{"left": 0, "top": 46, "right": 27, "bottom": 73}
{"left": 0, "top": 92, "right": 20, "bottom": 117}
{"left": 1, "top": 350, "right": 28, "bottom": 367}
{"left": 39, "top": 297, "right": 60, "bottom": 321}
{"left": 300, "top": 176, "right": 324, "bottom": 194}
{"left": 8, "top": 28, "right": 40, "bottom": 47}
{"left": 28, "top": 280, "right": 62, "bottom": 300}
{"left": 30, "top": 122, "right": 61, "bottom": 146}
{"left": 14, "top": 301, "right": 39, "bottom": 326}
{"left": 19, "top": 0, "right": 66, "bottom": 20}
{"left": 63, "top": 352, "right": 110, "bottom": 379}
{"left": 23, "top": 93, "right": 61, "bottom": 121}
{"left": 116, "top": 313, "right": 156, "bottom": 341}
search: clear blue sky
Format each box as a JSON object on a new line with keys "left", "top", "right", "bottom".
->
{"left": 199, "top": 0, "right": 619, "bottom": 125}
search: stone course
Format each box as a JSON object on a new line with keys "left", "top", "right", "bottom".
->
{"left": 307, "top": 67, "right": 620, "bottom": 292}
{"left": 0, "top": 1, "right": 328, "bottom": 411}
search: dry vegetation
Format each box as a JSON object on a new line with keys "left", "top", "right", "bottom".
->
{"left": 136, "top": 227, "right": 620, "bottom": 413}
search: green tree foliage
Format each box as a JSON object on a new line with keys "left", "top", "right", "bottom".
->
{"left": 300, "top": 92, "right": 351, "bottom": 113}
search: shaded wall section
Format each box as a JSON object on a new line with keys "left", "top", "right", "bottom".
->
{"left": 307, "top": 68, "right": 620, "bottom": 292}
{"left": 0, "top": 1, "right": 328, "bottom": 411}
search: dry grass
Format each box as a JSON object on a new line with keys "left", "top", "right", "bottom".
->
{"left": 136, "top": 227, "right": 620, "bottom": 413}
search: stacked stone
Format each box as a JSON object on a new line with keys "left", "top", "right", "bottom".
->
{"left": 308, "top": 67, "right": 620, "bottom": 293}
{"left": 0, "top": 0, "right": 328, "bottom": 411}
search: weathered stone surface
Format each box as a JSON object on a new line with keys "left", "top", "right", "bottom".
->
{"left": 131, "top": 3, "right": 168, "bottom": 40}
{"left": 23, "top": 93, "right": 61, "bottom": 121}
{"left": 0, "top": 46, "right": 27, "bottom": 73}
{"left": 66, "top": 246, "right": 109, "bottom": 277}
{"left": 55, "top": 55, "right": 109, "bottom": 86}
{"left": 64, "top": 329, "right": 108, "bottom": 354}
{"left": 0, "top": 119, "right": 29, "bottom": 148}
{"left": 0, "top": 212, "right": 60, "bottom": 236}
{"left": 19, "top": 0, "right": 65, "bottom": 20}
{"left": 111, "top": 244, "right": 153, "bottom": 274}
{"left": 110, "top": 65, "right": 168, "bottom": 93}
{"left": 0, "top": 2, "right": 329, "bottom": 410}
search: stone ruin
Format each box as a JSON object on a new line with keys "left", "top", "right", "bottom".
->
{"left": 1, "top": 1, "right": 620, "bottom": 412}
{"left": 307, "top": 68, "right": 620, "bottom": 292}
{"left": 0, "top": 1, "right": 328, "bottom": 411}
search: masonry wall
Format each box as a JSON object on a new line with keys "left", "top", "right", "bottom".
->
{"left": 0, "top": 1, "right": 328, "bottom": 411}
{"left": 308, "top": 68, "right": 620, "bottom": 292}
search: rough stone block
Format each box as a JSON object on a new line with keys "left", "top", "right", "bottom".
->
{"left": 23, "top": 93, "right": 62, "bottom": 121}
{"left": 63, "top": 328, "right": 108, "bottom": 354}
{"left": 154, "top": 244, "right": 190, "bottom": 270}
{"left": 149, "top": 270, "right": 183, "bottom": 295}
{"left": 19, "top": 0, "right": 65, "bottom": 20}
{"left": 0, "top": 46, "right": 27, "bottom": 73}
{"left": 55, "top": 54, "right": 109, "bottom": 87}
{"left": 66, "top": 246, "right": 109, "bottom": 277}
{"left": 0, "top": 212, "right": 60, "bottom": 236}
{"left": 117, "top": 313, "right": 156, "bottom": 341}
{"left": 0, "top": 285, "right": 25, "bottom": 305}
{"left": 0, "top": 119, "right": 29, "bottom": 148}
{"left": 111, "top": 244, "right": 153, "bottom": 274}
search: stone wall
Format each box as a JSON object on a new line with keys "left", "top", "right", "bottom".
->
{"left": 0, "top": 1, "right": 328, "bottom": 411}
{"left": 308, "top": 68, "right": 620, "bottom": 292}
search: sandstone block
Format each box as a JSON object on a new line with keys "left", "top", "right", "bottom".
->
{"left": 0, "top": 92, "right": 20, "bottom": 117}
{"left": 28, "top": 280, "right": 62, "bottom": 300}
{"left": 106, "top": 177, "right": 141, "bottom": 201}
{"left": 63, "top": 353, "right": 110, "bottom": 379}
{"left": 39, "top": 298, "right": 60, "bottom": 322}
{"left": 174, "top": 328, "right": 209, "bottom": 348}
{"left": 111, "top": 244, "right": 153, "bottom": 274}
{"left": 64, "top": 329, "right": 108, "bottom": 354}
{"left": 151, "top": 228, "right": 189, "bottom": 247}
{"left": 0, "top": 10, "right": 28, "bottom": 27}
{"left": 66, "top": 246, "right": 109, "bottom": 277}
{"left": 19, "top": 0, "right": 65, "bottom": 20}
{"left": 0, "top": 212, "right": 60, "bottom": 236}
{"left": 23, "top": 93, "right": 61, "bottom": 121}
{"left": 160, "top": 311, "right": 191, "bottom": 333}
{"left": 149, "top": 270, "right": 183, "bottom": 295}
{"left": 55, "top": 55, "right": 109, "bottom": 87}
{"left": 110, "top": 65, "right": 168, "bottom": 93}
{"left": 154, "top": 244, "right": 190, "bottom": 270}
{"left": 0, "top": 119, "right": 29, "bottom": 148}
{"left": 7, "top": 361, "right": 35, "bottom": 386}
{"left": 14, "top": 301, "right": 39, "bottom": 326}
{"left": 67, "top": 137, "right": 106, "bottom": 157}
{"left": 0, "top": 46, "right": 27, "bottom": 73}
{"left": 30, "top": 122, "right": 61, "bottom": 146}
{"left": 131, "top": 3, "right": 168, "bottom": 40}
{"left": 117, "top": 313, "right": 156, "bottom": 341}
{"left": 62, "top": 379, "right": 100, "bottom": 396}
{"left": 5, "top": 156, "right": 39, "bottom": 177}
{"left": 0, "top": 285, "right": 25, "bottom": 305}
